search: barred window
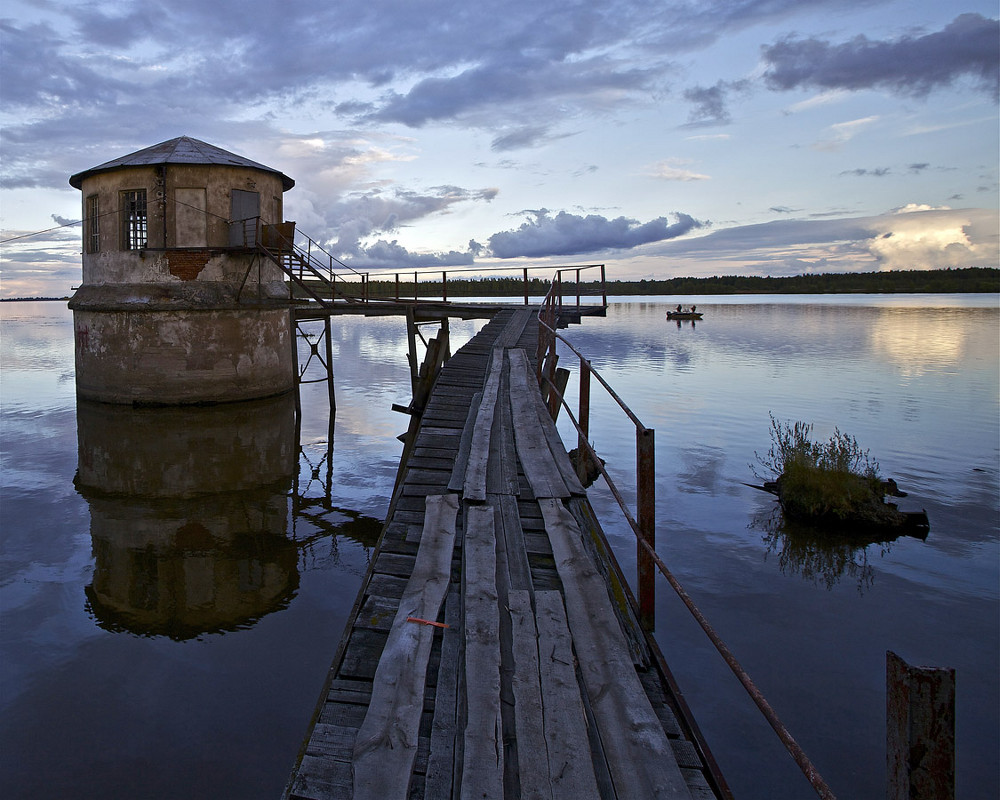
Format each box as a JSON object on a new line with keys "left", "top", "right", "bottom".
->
{"left": 86, "top": 194, "right": 100, "bottom": 253}
{"left": 121, "top": 189, "right": 147, "bottom": 250}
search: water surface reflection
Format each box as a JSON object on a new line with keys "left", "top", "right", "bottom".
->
{"left": 72, "top": 395, "right": 383, "bottom": 641}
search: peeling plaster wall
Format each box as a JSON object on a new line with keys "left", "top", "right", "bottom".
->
{"left": 72, "top": 305, "right": 294, "bottom": 404}
{"left": 78, "top": 164, "right": 287, "bottom": 286}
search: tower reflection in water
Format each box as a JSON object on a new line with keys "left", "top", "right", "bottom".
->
{"left": 74, "top": 394, "right": 380, "bottom": 639}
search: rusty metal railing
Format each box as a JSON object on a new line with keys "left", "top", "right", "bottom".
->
{"left": 535, "top": 295, "right": 837, "bottom": 800}
{"left": 383, "top": 262, "right": 607, "bottom": 306}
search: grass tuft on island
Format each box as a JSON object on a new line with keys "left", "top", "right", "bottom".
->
{"left": 751, "top": 415, "right": 924, "bottom": 533}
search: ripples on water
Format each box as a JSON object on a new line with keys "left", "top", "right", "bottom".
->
{"left": 1, "top": 297, "right": 996, "bottom": 799}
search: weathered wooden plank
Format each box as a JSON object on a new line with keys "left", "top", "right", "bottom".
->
{"left": 401, "top": 468, "right": 453, "bottom": 490}
{"left": 356, "top": 594, "right": 400, "bottom": 631}
{"left": 570, "top": 497, "right": 650, "bottom": 669}
{"left": 487, "top": 363, "right": 521, "bottom": 496}
{"left": 318, "top": 698, "right": 369, "bottom": 729}
{"left": 366, "top": 574, "right": 408, "bottom": 600}
{"left": 492, "top": 308, "right": 531, "bottom": 349}
{"left": 499, "top": 494, "right": 532, "bottom": 592}
{"left": 461, "top": 504, "right": 503, "bottom": 800}
{"left": 288, "top": 754, "right": 353, "bottom": 800}
{"left": 532, "top": 590, "right": 602, "bottom": 799}
{"left": 507, "top": 350, "right": 569, "bottom": 500}
{"left": 506, "top": 591, "right": 549, "bottom": 800}
{"left": 303, "top": 722, "right": 357, "bottom": 760}
{"left": 425, "top": 589, "right": 462, "bottom": 799}
{"left": 538, "top": 498, "right": 692, "bottom": 799}
{"left": 339, "top": 629, "right": 389, "bottom": 680}
{"left": 373, "top": 552, "right": 416, "bottom": 576}
{"left": 352, "top": 493, "right": 460, "bottom": 800}
{"left": 449, "top": 390, "right": 483, "bottom": 492}
{"left": 509, "top": 349, "right": 585, "bottom": 497}
{"left": 463, "top": 350, "right": 503, "bottom": 502}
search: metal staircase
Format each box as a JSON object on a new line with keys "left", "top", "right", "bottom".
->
{"left": 243, "top": 219, "right": 368, "bottom": 308}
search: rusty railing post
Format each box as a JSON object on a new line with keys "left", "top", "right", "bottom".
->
{"left": 442, "top": 271, "right": 447, "bottom": 302}
{"left": 577, "top": 358, "right": 592, "bottom": 482}
{"left": 576, "top": 267, "right": 581, "bottom": 308}
{"left": 323, "top": 315, "right": 336, "bottom": 414}
{"left": 395, "top": 273, "right": 400, "bottom": 301}
{"left": 414, "top": 271, "right": 418, "bottom": 301}
{"left": 523, "top": 268, "right": 529, "bottom": 305}
{"left": 601, "top": 263, "right": 607, "bottom": 307}
{"left": 887, "top": 651, "right": 955, "bottom": 800}
{"left": 637, "top": 426, "right": 655, "bottom": 630}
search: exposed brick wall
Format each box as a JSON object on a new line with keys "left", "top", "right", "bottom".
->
{"left": 167, "top": 250, "right": 211, "bottom": 280}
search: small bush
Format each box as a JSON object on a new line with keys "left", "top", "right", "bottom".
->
{"left": 753, "top": 415, "right": 899, "bottom": 527}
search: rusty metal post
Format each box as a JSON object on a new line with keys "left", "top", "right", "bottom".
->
{"left": 576, "top": 267, "right": 581, "bottom": 308}
{"left": 637, "top": 426, "right": 655, "bottom": 630}
{"left": 442, "top": 271, "right": 447, "bottom": 302}
{"left": 887, "top": 651, "right": 955, "bottom": 800}
{"left": 414, "top": 271, "right": 418, "bottom": 301}
{"left": 578, "top": 358, "right": 591, "bottom": 463}
{"left": 601, "top": 264, "right": 607, "bottom": 307}
{"left": 523, "top": 268, "right": 529, "bottom": 305}
{"left": 324, "top": 315, "right": 336, "bottom": 415}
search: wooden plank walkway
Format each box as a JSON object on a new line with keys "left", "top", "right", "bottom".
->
{"left": 284, "top": 308, "right": 722, "bottom": 800}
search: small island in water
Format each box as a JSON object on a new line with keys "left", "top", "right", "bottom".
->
{"left": 748, "top": 415, "right": 929, "bottom": 538}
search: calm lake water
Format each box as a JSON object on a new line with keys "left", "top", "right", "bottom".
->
{"left": 1, "top": 295, "right": 997, "bottom": 799}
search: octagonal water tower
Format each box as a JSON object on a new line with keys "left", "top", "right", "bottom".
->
{"left": 68, "top": 136, "right": 297, "bottom": 404}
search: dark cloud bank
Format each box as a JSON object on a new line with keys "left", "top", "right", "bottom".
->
{"left": 762, "top": 13, "right": 999, "bottom": 100}
{"left": 484, "top": 211, "right": 705, "bottom": 259}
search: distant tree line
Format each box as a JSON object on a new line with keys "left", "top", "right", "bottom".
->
{"left": 357, "top": 267, "right": 998, "bottom": 298}
{"left": 5, "top": 267, "right": 997, "bottom": 303}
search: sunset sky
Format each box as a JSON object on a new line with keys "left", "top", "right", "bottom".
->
{"left": 1, "top": 0, "right": 997, "bottom": 298}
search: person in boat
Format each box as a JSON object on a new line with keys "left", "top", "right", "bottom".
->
{"left": 691, "top": 305, "right": 696, "bottom": 313}
{"left": 676, "top": 304, "right": 682, "bottom": 313}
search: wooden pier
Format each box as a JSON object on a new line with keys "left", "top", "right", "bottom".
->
{"left": 283, "top": 307, "right": 725, "bottom": 800}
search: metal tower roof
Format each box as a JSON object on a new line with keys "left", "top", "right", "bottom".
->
{"left": 69, "top": 136, "right": 295, "bottom": 190}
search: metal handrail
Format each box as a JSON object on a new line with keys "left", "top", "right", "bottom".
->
{"left": 535, "top": 308, "right": 837, "bottom": 800}
{"left": 382, "top": 262, "right": 607, "bottom": 305}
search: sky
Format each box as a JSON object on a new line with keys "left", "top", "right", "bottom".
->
{"left": 1, "top": 0, "right": 997, "bottom": 298}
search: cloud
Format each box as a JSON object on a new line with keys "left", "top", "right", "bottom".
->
{"left": 491, "top": 126, "right": 562, "bottom": 152}
{"left": 368, "top": 53, "right": 655, "bottom": 128}
{"left": 312, "top": 185, "right": 499, "bottom": 257}
{"left": 813, "top": 115, "right": 880, "bottom": 151}
{"left": 839, "top": 167, "right": 891, "bottom": 177}
{"left": 648, "top": 160, "right": 711, "bottom": 181}
{"left": 487, "top": 210, "right": 705, "bottom": 258}
{"left": 682, "top": 80, "right": 750, "bottom": 126}
{"left": 867, "top": 206, "right": 999, "bottom": 270}
{"left": 762, "top": 13, "right": 1000, "bottom": 100}
{"left": 642, "top": 207, "right": 999, "bottom": 275}
{"left": 347, "top": 239, "right": 475, "bottom": 269}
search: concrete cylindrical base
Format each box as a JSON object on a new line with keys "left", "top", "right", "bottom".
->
{"left": 70, "top": 284, "right": 295, "bottom": 405}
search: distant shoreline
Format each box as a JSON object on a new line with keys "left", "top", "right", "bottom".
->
{"left": 4, "top": 266, "right": 997, "bottom": 302}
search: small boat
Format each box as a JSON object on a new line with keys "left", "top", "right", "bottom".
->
{"left": 666, "top": 311, "right": 702, "bottom": 320}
